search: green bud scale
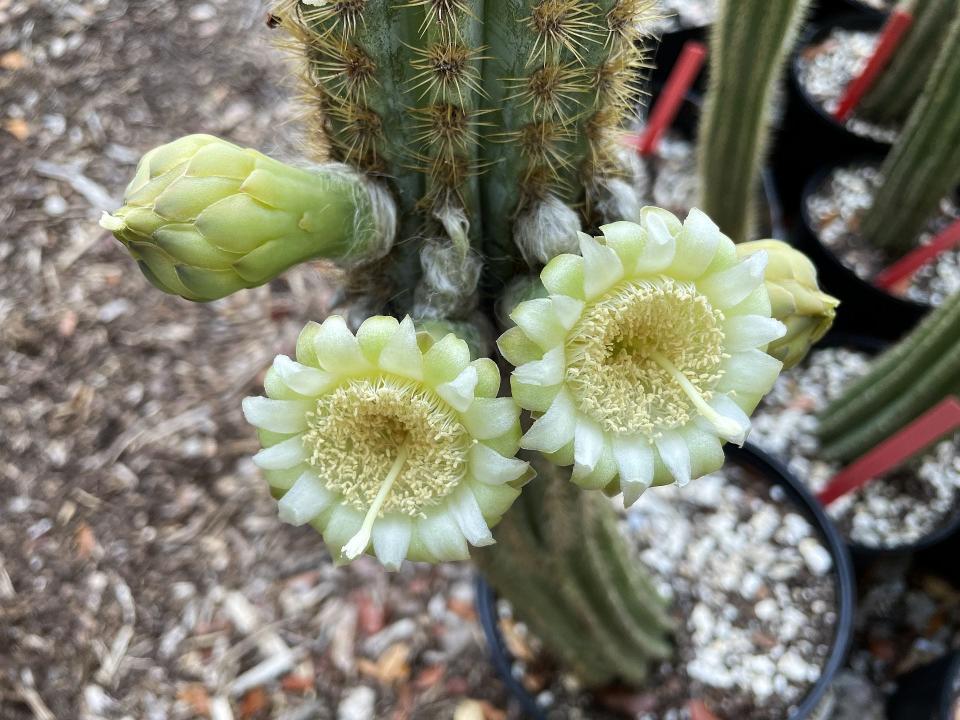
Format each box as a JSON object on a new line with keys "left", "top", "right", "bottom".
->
{"left": 101, "top": 134, "right": 395, "bottom": 301}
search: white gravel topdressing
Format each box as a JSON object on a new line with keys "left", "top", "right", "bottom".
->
{"left": 620, "top": 465, "right": 836, "bottom": 715}
{"left": 751, "top": 347, "right": 960, "bottom": 548}
{"left": 795, "top": 28, "right": 898, "bottom": 144}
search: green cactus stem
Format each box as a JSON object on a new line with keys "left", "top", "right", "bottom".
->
{"left": 859, "top": 0, "right": 958, "bottom": 127}
{"left": 697, "top": 0, "right": 812, "bottom": 242}
{"left": 277, "top": 0, "right": 658, "bottom": 306}
{"left": 860, "top": 10, "right": 960, "bottom": 256}
{"left": 817, "top": 291, "right": 960, "bottom": 462}
{"left": 474, "top": 457, "right": 672, "bottom": 687}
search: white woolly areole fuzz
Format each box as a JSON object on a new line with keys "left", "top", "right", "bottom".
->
{"left": 514, "top": 194, "right": 582, "bottom": 266}
{"left": 309, "top": 162, "right": 397, "bottom": 265}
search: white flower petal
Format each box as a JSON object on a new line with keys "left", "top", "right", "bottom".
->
{"left": 470, "top": 442, "right": 530, "bottom": 485}
{"left": 377, "top": 316, "right": 423, "bottom": 380}
{"left": 417, "top": 511, "right": 470, "bottom": 561}
{"left": 253, "top": 434, "right": 307, "bottom": 470}
{"left": 277, "top": 471, "right": 334, "bottom": 526}
{"left": 671, "top": 208, "right": 721, "bottom": 279}
{"left": 511, "top": 298, "right": 567, "bottom": 350}
{"left": 513, "top": 346, "right": 565, "bottom": 387}
{"left": 273, "top": 355, "right": 336, "bottom": 396}
{"left": 372, "top": 515, "right": 412, "bottom": 571}
{"left": 550, "top": 294, "right": 585, "bottom": 330}
{"left": 716, "top": 349, "right": 783, "bottom": 397}
{"left": 449, "top": 485, "right": 495, "bottom": 547}
{"left": 462, "top": 398, "right": 518, "bottom": 440}
{"left": 573, "top": 415, "right": 604, "bottom": 473}
{"left": 520, "top": 389, "right": 577, "bottom": 453}
{"left": 655, "top": 431, "right": 692, "bottom": 487}
{"left": 436, "top": 365, "right": 478, "bottom": 412}
{"left": 698, "top": 251, "right": 767, "bottom": 310}
{"left": 242, "top": 397, "right": 312, "bottom": 433}
{"left": 580, "top": 234, "right": 624, "bottom": 299}
{"left": 314, "top": 315, "right": 370, "bottom": 374}
{"left": 612, "top": 434, "right": 654, "bottom": 505}
{"left": 723, "top": 315, "right": 787, "bottom": 352}
{"left": 634, "top": 212, "right": 677, "bottom": 275}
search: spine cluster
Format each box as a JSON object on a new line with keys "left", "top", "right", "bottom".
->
{"left": 276, "top": 0, "right": 658, "bottom": 310}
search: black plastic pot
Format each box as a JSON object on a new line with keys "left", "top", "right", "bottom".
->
{"left": 887, "top": 652, "right": 960, "bottom": 720}
{"left": 475, "top": 443, "right": 857, "bottom": 720}
{"left": 649, "top": 25, "right": 708, "bottom": 94}
{"left": 774, "top": 14, "right": 892, "bottom": 217}
{"left": 809, "top": 334, "right": 960, "bottom": 562}
{"left": 793, "top": 161, "right": 928, "bottom": 341}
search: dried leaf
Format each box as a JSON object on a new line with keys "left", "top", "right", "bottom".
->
{"left": 177, "top": 684, "right": 211, "bottom": 716}
{"left": 4, "top": 118, "right": 29, "bottom": 141}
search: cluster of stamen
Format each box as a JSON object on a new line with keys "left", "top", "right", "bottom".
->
{"left": 565, "top": 278, "right": 727, "bottom": 435}
{"left": 302, "top": 377, "right": 470, "bottom": 517}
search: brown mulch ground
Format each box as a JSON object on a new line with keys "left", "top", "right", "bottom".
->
{"left": 0, "top": 2, "right": 511, "bottom": 718}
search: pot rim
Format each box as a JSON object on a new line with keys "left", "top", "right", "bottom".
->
{"left": 789, "top": 13, "right": 893, "bottom": 150}
{"left": 800, "top": 334, "right": 960, "bottom": 556}
{"left": 798, "top": 158, "right": 930, "bottom": 314}
{"left": 475, "top": 442, "right": 857, "bottom": 720}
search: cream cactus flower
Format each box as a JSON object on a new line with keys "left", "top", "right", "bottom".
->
{"left": 243, "top": 315, "right": 529, "bottom": 568}
{"left": 498, "top": 207, "right": 786, "bottom": 504}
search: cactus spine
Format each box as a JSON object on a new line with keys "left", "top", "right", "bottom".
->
{"left": 474, "top": 458, "right": 672, "bottom": 687}
{"left": 860, "top": 11, "right": 960, "bottom": 256}
{"left": 280, "top": 0, "right": 657, "bottom": 304}
{"left": 859, "top": 0, "right": 959, "bottom": 126}
{"left": 697, "top": 0, "right": 812, "bottom": 242}
{"left": 817, "top": 291, "right": 960, "bottom": 462}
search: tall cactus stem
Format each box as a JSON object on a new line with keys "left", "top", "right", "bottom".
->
{"left": 474, "top": 458, "right": 673, "bottom": 688}
{"left": 817, "top": 291, "right": 960, "bottom": 462}
{"left": 860, "top": 10, "right": 960, "bottom": 256}
{"left": 697, "top": 0, "right": 812, "bottom": 241}
{"left": 859, "top": 0, "right": 958, "bottom": 126}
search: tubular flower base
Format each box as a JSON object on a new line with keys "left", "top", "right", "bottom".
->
{"left": 499, "top": 207, "right": 786, "bottom": 502}
{"left": 243, "top": 315, "right": 530, "bottom": 568}
{"left": 100, "top": 134, "right": 394, "bottom": 301}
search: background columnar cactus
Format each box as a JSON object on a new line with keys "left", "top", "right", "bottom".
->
{"left": 817, "top": 291, "right": 960, "bottom": 462}
{"left": 859, "top": 0, "right": 959, "bottom": 127}
{"left": 860, "top": 10, "right": 960, "bottom": 256}
{"left": 697, "top": 0, "right": 813, "bottom": 242}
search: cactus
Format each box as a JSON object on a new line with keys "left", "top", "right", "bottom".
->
{"left": 861, "top": 10, "right": 960, "bottom": 256}
{"left": 102, "top": 0, "right": 839, "bottom": 692}
{"left": 817, "top": 291, "right": 960, "bottom": 462}
{"left": 474, "top": 457, "right": 673, "bottom": 687}
{"left": 275, "top": 0, "right": 659, "bottom": 307}
{"left": 697, "top": 0, "right": 813, "bottom": 242}
{"left": 859, "top": 0, "right": 959, "bottom": 127}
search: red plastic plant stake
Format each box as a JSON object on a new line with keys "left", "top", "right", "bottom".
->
{"left": 817, "top": 396, "right": 960, "bottom": 505}
{"left": 688, "top": 700, "right": 721, "bottom": 720}
{"left": 833, "top": 9, "right": 913, "bottom": 123}
{"left": 629, "top": 41, "right": 708, "bottom": 156}
{"left": 875, "top": 217, "right": 960, "bottom": 291}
